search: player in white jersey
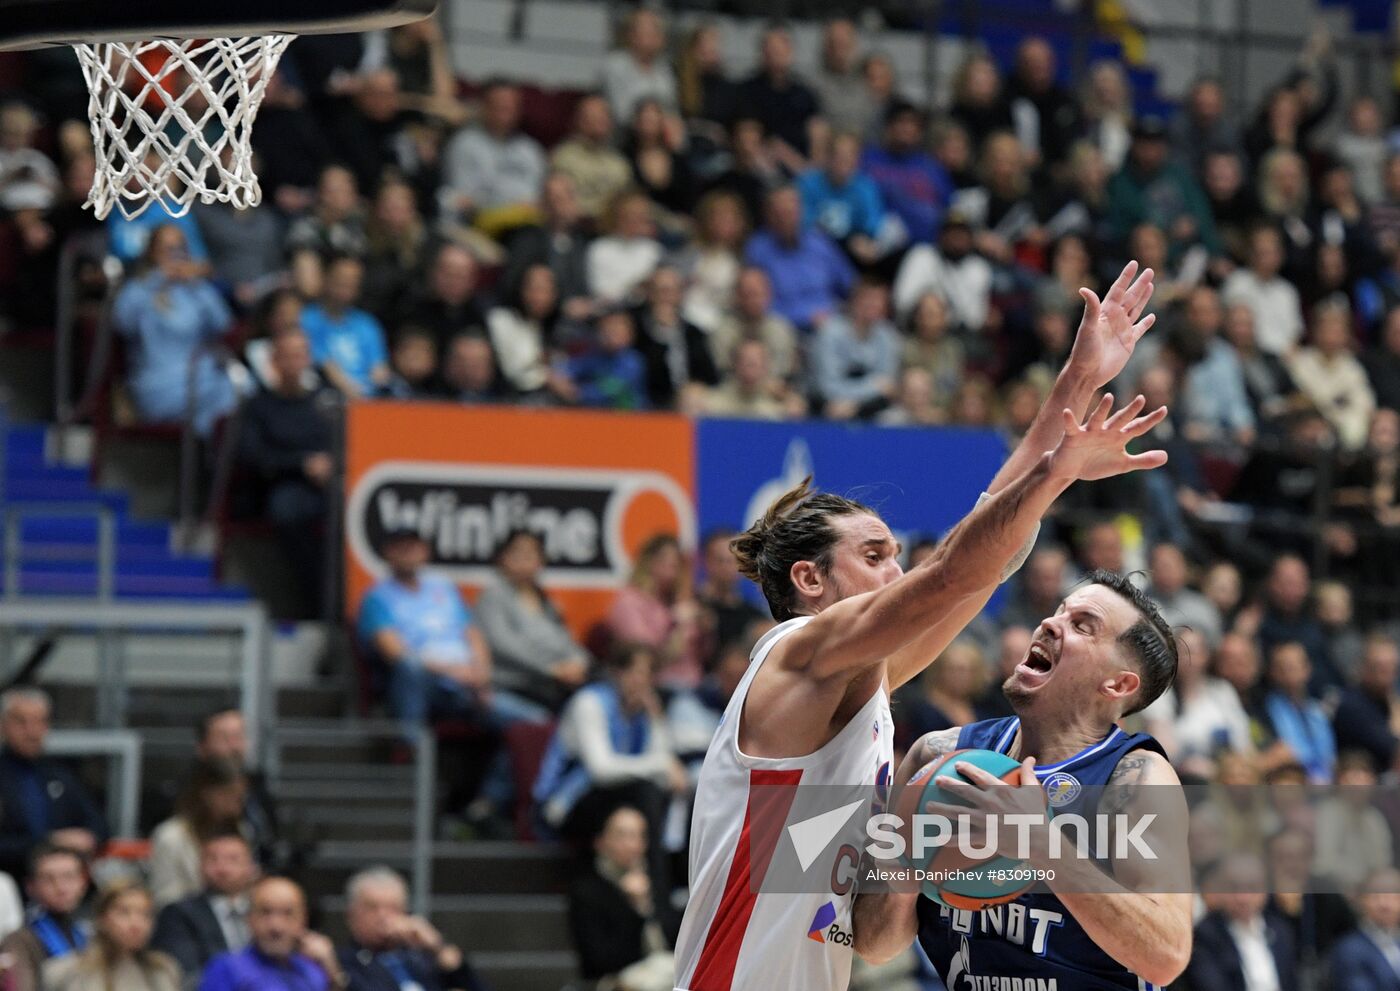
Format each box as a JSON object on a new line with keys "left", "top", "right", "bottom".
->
{"left": 673, "top": 261, "right": 1168, "bottom": 991}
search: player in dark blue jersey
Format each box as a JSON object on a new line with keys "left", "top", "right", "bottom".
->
{"left": 852, "top": 571, "right": 1192, "bottom": 989}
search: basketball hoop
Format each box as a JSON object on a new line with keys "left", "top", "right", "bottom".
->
{"left": 74, "top": 36, "right": 294, "bottom": 220}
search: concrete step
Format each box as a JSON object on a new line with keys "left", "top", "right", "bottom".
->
{"left": 304, "top": 841, "right": 574, "bottom": 897}
{"left": 473, "top": 950, "right": 578, "bottom": 991}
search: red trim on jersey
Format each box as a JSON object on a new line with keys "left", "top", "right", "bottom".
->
{"left": 688, "top": 768, "right": 804, "bottom": 990}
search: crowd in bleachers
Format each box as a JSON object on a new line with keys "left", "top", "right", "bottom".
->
{"left": 7, "top": 3, "right": 1400, "bottom": 989}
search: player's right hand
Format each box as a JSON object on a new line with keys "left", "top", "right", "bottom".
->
{"left": 1047, "top": 393, "right": 1168, "bottom": 483}
{"left": 1068, "top": 260, "right": 1156, "bottom": 389}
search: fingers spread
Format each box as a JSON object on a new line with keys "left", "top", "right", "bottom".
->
{"left": 1125, "top": 450, "right": 1170, "bottom": 472}
{"left": 1089, "top": 392, "right": 1114, "bottom": 427}
{"left": 1123, "top": 405, "right": 1170, "bottom": 438}
{"left": 1105, "top": 394, "right": 1148, "bottom": 430}
{"left": 1130, "top": 312, "right": 1156, "bottom": 342}
{"left": 1079, "top": 287, "right": 1101, "bottom": 320}
{"left": 1106, "top": 260, "right": 1138, "bottom": 305}
{"left": 1061, "top": 408, "right": 1079, "bottom": 432}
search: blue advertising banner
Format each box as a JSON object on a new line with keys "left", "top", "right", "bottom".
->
{"left": 696, "top": 419, "right": 1009, "bottom": 585}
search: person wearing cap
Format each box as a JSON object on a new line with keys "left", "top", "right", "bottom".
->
{"left": 1107, "top": 115, "right": 1220, "bottom": 257}
{"left": 860, "top": 101, "right": 953, "bottom": 246}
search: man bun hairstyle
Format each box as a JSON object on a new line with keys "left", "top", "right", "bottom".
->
{"left": 730, "top": 477, "right": 875, "bottom": 622}
{"left": 1082, "top": 568, "right": 1178, "bottom": 715}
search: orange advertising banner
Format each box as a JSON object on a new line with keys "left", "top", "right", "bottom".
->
{"left": 343, "top": 402, "right": 696, "bottom": 638}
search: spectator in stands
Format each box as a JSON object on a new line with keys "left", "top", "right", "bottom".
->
{"left": 1258, "top": 554, "right": 1331, "bottom": 686}
{"left": 900, "top": 293, "right": 964, "bottom": 410}
{"left": 112, "top": 224, "right": 238, "bottom": 436}
{"left": 1372, "top": 156, "right": 1400, "bottom": 257}
{"left": 501, "top": 172, "right": 590, "bottom": 312}
{"left": 631, "top": 265, "right": 718, "bottom": 409}
{"left": 1168, "top": 77, "right": 1240, "bottom": 177}
{"left": 798, "top": 132, "right": 885, "bottom": 265}
{"left": 810, "top": 277, "right": 900, "bottom": 420}
{"left": 556, "top": 307, "right": 648, "bottom": 409}
{"left": 623, "top": 99, "right": 696, "bottom": 220}
{"left": 533, "top": 643, "right": 683, "bottom": 894}
{"left": 1335, "top": 408, "right": 1400, "bottom": 599}
{"left": 1242, "top": 35, "right": 1337, "bottom": 164}
{"left": 1107, "top": 116, "right": 1220, "bottom": 257}
{"left": 486, "top": 263, "right": 572, "bottom": 401}
{"left": 474, "top": 529, "right": 590, "bottom": 712}
{"left": 693, "top": 530, "right": 763, "bottom": 659}
{"left": 865, "top": 102, "right": 957, "bottom": 252}
{"left": 335, "top": 866, "right": 484, "bottom": 991}
{"left": 551, "top": 94, "right": 632, "bottom": 223}
{"left": 1329, "top": 867, "right": 1400, "bottom": 989}
{"left": 949, "top": 53, "right": 1014, "bottom": 154}
{"left": 892, "top": 213, "right": 991, "bottom": 331}
{"left": 237, "top": 329, "right": 337, "bottom": 617}
{"left": 45, "top": 881, "right": 180, "bottom": 991}
{"left": 1313, "top": 752, "right": 1392, "bottom": 891}
{"left": 439, "top": 80, "right": 546, "bottom": 238}
{"left": 1182, "top": 854, "right": 1298, "bottom": 991}
{"left": 320, "top": 69, "right": 411, "bottom": 198}
{"left": 812, "top": 20, "right": 870, "bottom": 137}
{"left": 106, "top": 161, "right": 213, "bottom": 268}
{"left": 1175, "top": 286, "right": 1257, "bottom": 446}
{"left": 1202, "top": 149, "right": 1257, "bottom": 262}
{"left": 1000, "top": 547, "right": 1068, "bottom": 631}
{"left": 0, "top": 845, "right": 90, "bottom": 991}
{"left": 1333, "top": 634, "right": 1400, "bottom": 772}
{"left": 0, "top": 101, "right": 59, "bottom": 213}
{"left": 587, "top": 188, "right": 662, "bottom": 303}
{"left": 285, "top": 165, "right": 368, "bottom": 260}
{"left": 387, "top": 327, "right": 438, "bottom": 399}
{"left": 194, "top": 184, "right": 286, "bottom": 308}
{"left": 1007, "top": 37, "right": 1079, "bottom": 167}
{"left": 675, "top": 189, "right": 747, "bottom": 334}
{"left": 1264, "top": 641, "right": 1336, "bottom": 784}
{"left": 1363, "top": 307, "right": 1400, "bottom": 411}
{"left": 1141, "top": 627, "right": 1252, "bottom": 777}
{"left": 360, "top": 179, "right": 431, "bottom": 321}
{"left": 744, "top": 184, "right": 854, "bottom": 333}
{"left": 150, "top": 758, "right": 250, "bottom": 908}
{"left": 1289, "top": 299, "right": 1376, "bottom": 450}
{"left": 301, "top": 255, "right": 390, "bottom": 398}
{"left": 250, "top": 73, "right": 331, "bottom": 216}
{"left": 396, "top": 244, "right": 487, "bottom": 352}
{"left": 675, "top": 23, "right": 736, "bottom": 130}
{"left": 876, "top": 366, "right": 944, "bottom": 426}
{"left": 1079, "top": 61, "right": 1133, "bottom": 171}
{"left": 1257, "top": 149, "right": 1313, "bottom": 278}
{"left": 1223, "top": 224, "right": 1306, "bottom": 356}
{"left": 603, "top": 535, "right": 704, "bottom": 689}
{"left": 895, "top": 640, "right": 987, "bottom": 749}
{"left": 705, "top": 117, "right": 782, "bottom": 225}
{"left": 193, "top": 710, "right": 279, "bottom": 872}
{"left": 152, "top": 832, "right": 257, "bottom": 982}
{"left": 736, "top": 24, "right": 818, "bottom": 158}
{"left": 568, "top": 806, "right": 674, "bottom": 990}
{"left": 1265, "top": 828, "right": 1355, "bottom": 977}
{"left": 438, "top": 334, "right": 507, "bottom": 403}
{"left": 698, "top": 339, "right": 801, "bottom": 420}
{"left": 0, "top": 689, "right": 107, "bottom": 878}
{"left": 197, "top": 877, "right": 345, "bottom": 991}
{"left": 1314, "top": 579, "right": 1364, "bottom": 680}
{"left": 1149, "top": 542, "right": 1223, "bottom": 645}
{"left": 1222, "top": 301, "right": 1301, "bottom": 425}
{"left": 602, "top": 9, "right": 677, "bottom": 122}
{"left": 709, "top": 267, "right": 799, "bottom": 383}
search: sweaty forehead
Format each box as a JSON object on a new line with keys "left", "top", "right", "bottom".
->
{"left": 1062, "top": 584, "right": 1140, "bottom": 635}
{"left": 833, "top": 512, "right": 894, "bottom": 547}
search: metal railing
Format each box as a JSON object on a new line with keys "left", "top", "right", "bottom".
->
{"left": 0, "top": 599, "right": 273, "bottom": 767}
{"left": 3, "top": 503, "right": 117, "bottom": 602}
{"left": 263, "top": 721, "right": 438, "bottom": 916}
{"left": 46, "top": 728, "right": 143, "bottom": 839}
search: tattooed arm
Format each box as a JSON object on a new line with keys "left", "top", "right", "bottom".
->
{"left": 852, "top": 728, "right": 961, "bottom": 963}
{"left": 1036, "top": 749, "right": 1193, "bottom": 986}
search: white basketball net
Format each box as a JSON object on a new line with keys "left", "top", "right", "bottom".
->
{"left": 74, "top": 36, "right": 294, "bottom": 220}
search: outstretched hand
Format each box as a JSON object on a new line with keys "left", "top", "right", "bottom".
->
{"left": 1049, "top": 393, "right": 1168, "bottom": 483}
{"left": 1070, "top": 261, "right": 1156, "bottom": 389}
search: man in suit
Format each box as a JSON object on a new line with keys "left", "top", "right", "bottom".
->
{"left": 197, "top": 876, "right": 345, "bottom": 991}
{"left": 335, "top": 867, "right": 487, "bottom": 991}
{"left": 0, "top": 689, "right": 108, "bottom": 879}
{"left": 0, "top": 844, "right": 90, "bottom": 991}
{"left": 152, "top": 830, "right": 258, "bottom": 984}
{"left": 1332, "top": 867, "right": 1400, "bottom": 991}
{"left": 195, "top": 709, "right": 282, "bottom": 871}
{"left": 1183, "top": 854, "right": 1301, "bottom": 991}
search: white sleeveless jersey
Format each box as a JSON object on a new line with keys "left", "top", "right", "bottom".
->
{"left": 674, "top": 616, "right": 895, "bottom": 991}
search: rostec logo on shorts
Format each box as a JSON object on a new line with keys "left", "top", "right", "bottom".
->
{"left": 347, "top": 461, "right": 696, "bottom": 587}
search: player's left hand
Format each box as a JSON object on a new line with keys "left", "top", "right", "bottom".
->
{"left": 923, "top": 757, "right": 1050, "bottom": 863}
{"left": 1068, "top": 260, "right": 1155, "bottom": 389}
{"left": 1048, "top": 393, "right": 1169, "bottom": 483}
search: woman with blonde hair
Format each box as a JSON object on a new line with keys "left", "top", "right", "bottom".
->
{"left": 602, "top": 534, "right": 705, "bottom": 689}
{"left": 675, "top": 189, "right": 748, "bottom": 332}
{"left": 148, "top": 759, "right": 248, "bottom": 908}
{"left": 1080, "top": 60, "right": 1134, "bottom": 170}
{"left": 675, "top": 23, "right": 735, "bottom": 129}
{"left": 43, "top": 882, "right": 180, "bottom": 991}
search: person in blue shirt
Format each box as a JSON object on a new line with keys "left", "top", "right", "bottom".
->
{"left": 301, "top": 255, "right": 390, "bottom": 398}
{"left": 198, "top": 877, "right": 344, "bottom": 991}
{"left": 558, "top": 308, "right": 649, "bottom": 410}
{"left": 797, "top": 132, "right": 886, "bottom": 266}
{"left": 112, "top": 224, "right": 237, "bottom": 437}
{"left": 107, "top": 181, "right": 211, "bottom": 268}
{"left": 743, "top": 185, "right": 855, "bottom": 333}
{"left": 809, "top": 277, "right": 902, "bottom": 419}
{"left": 0, "top": 843, "right": 91, "bottom": 991}
{"left": 1263, "top": 641, "right": 1336, "bottom": 783}
{"left": 860, "top": 102, "right": 953, "bottom": 246}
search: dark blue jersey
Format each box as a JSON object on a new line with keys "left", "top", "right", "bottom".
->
{"left": 917, "top": 716, "right": 1168, "bottom": 991}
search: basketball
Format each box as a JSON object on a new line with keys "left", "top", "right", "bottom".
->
{"left": 896, "top": 748, "right": 1051, "bottom": 912}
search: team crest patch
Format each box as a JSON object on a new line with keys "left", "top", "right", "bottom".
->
{"left": 1042, "top": 771, "right": 1082, "bottom": 807}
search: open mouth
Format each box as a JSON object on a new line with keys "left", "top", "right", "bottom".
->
{"left": 1017, "top": 640, "right": 1055, "bottom": 679}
